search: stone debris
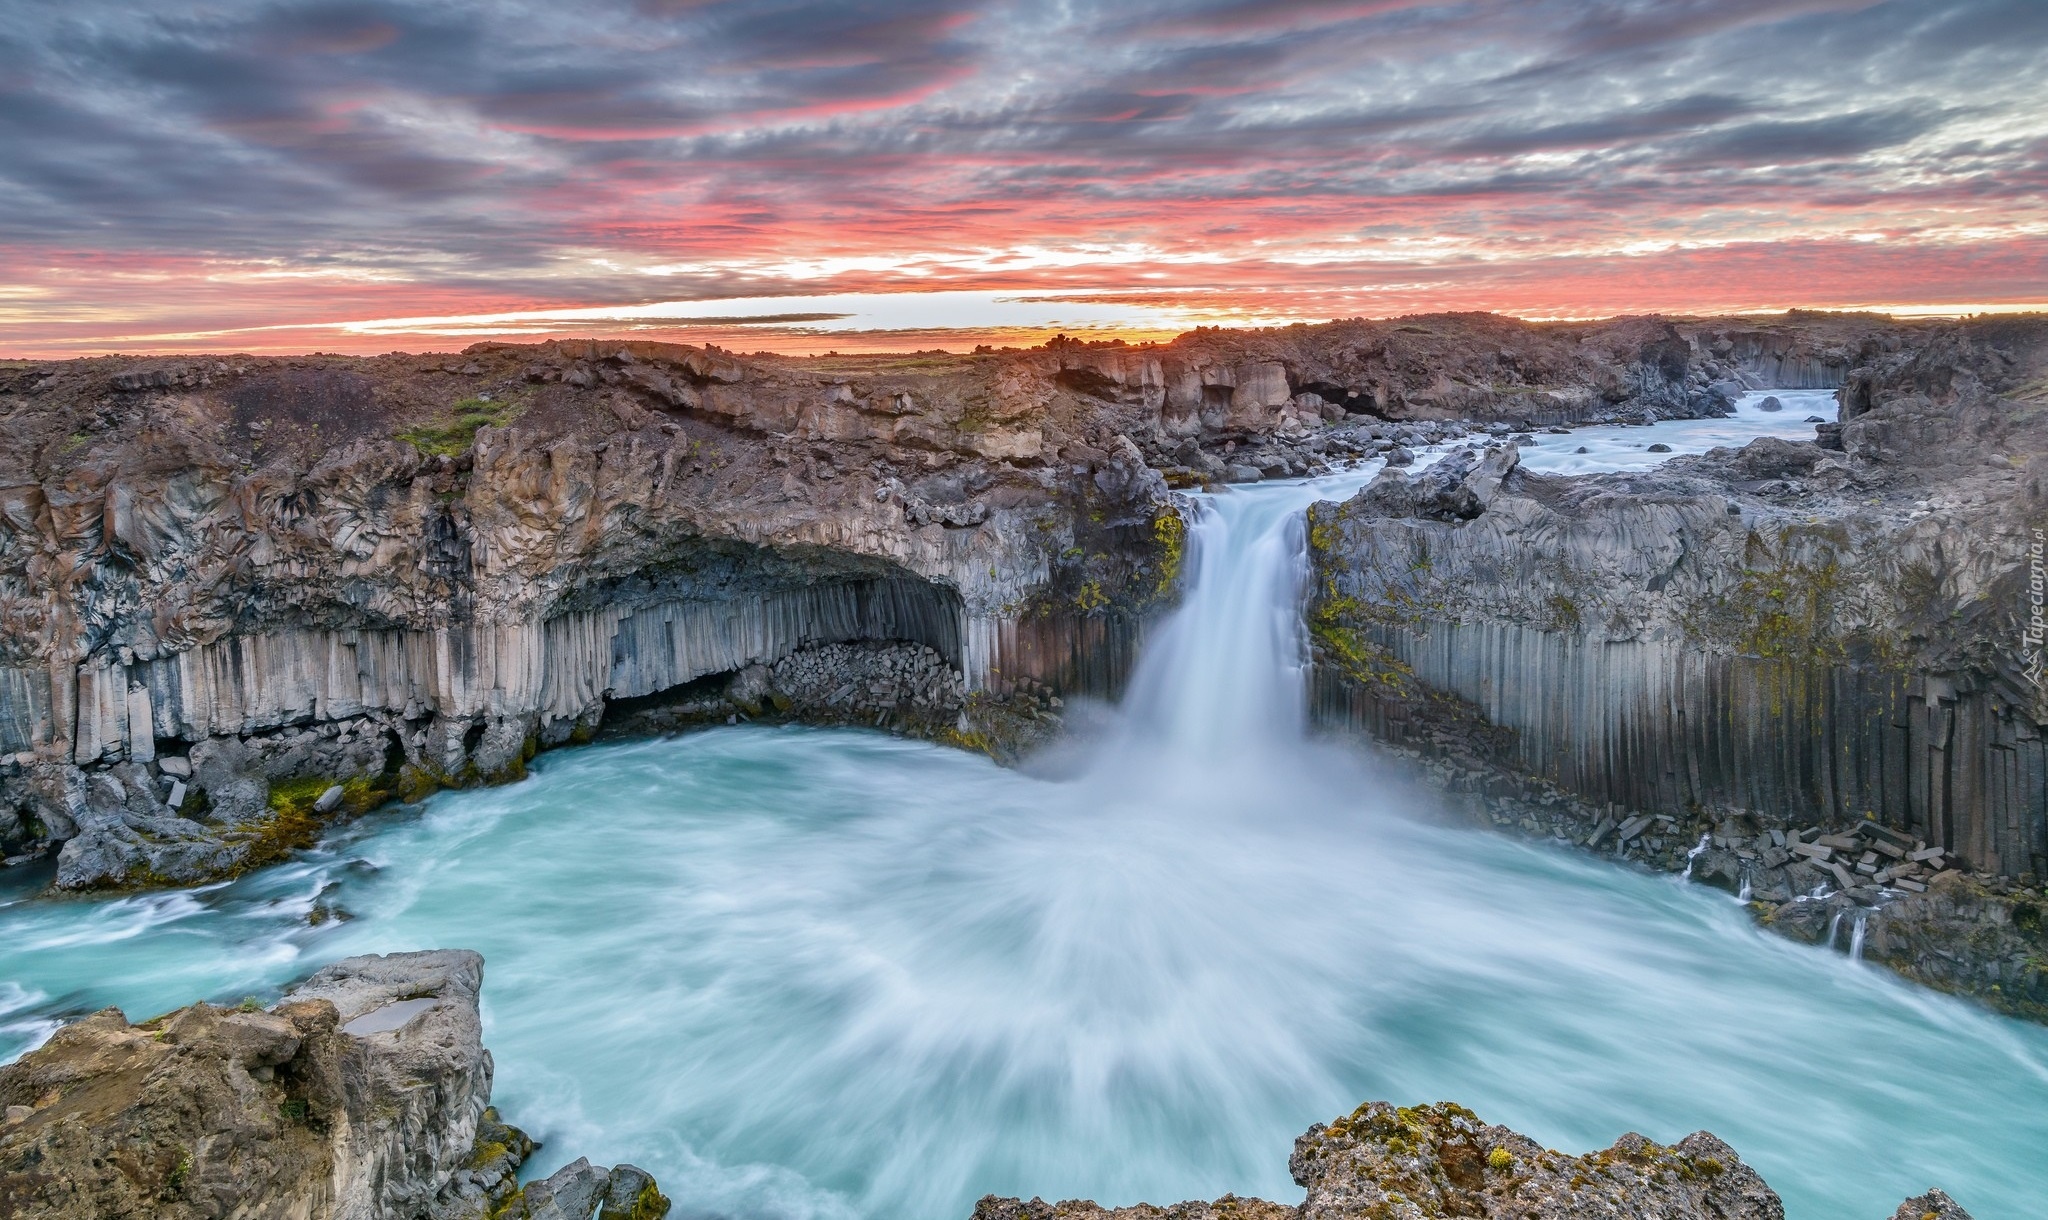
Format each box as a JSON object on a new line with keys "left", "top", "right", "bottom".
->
{"left": 1362, "top": 715, "right": 2048, "bottom": 1023}
{"left": 487, "top": 1156, "right": 674, "bottom": 1220}
{"left": 769, "top": 641, "right": 965, "bottom": 717}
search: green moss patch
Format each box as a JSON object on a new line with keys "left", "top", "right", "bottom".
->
{"left": 396, "top": 395, "right": 524, "bottom": 456}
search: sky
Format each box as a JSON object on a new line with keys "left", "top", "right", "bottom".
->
{"left": 2, "top": 0, "right": 2045, "bottom": 356}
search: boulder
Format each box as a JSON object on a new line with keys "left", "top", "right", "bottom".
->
{"left": 600, "top": 1164, "right": 673, "bottom": 1220}
{"left": 0, "top": 951, "right": 490, "bottom": 1220}
{"left": 976, "top": 1100, "right": 1960, "bottom": 1220}
{"left": 0, "top": 950, "right": 680, "bottom": 1220}
{"left": 1893, "top": 1188, "right": 1974, "bottom": 1219}
{"left": 512, "top": 1158, "right": 611, "bottom": 1220}
{"left": 1291, "top": 1101, "right": 1783, "bottom": 1220}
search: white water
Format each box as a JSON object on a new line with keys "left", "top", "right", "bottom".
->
{"left": 3, "top": 411, "right": 2047, "bottom": 1219}
{"left": 1514, "top": 389, "right": 1837, "bottom": 474}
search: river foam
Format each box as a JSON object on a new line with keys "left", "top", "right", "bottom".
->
{"left": 1514, "top": 389, "right": 1838, "bottom": 474}
{"left": 3, "top": 406, "right": 2043, "bottom": 1220}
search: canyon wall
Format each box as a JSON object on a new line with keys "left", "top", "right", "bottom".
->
{"left": 0, "top": 311, "right": 1954, "bottom": 890}
{"left": 1308, "top": 315, "right": 2048, "bottom": 1011}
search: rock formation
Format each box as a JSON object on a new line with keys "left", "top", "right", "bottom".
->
{"left": 1308, "top": 315, "right": 2048, "bottom": 1018}
{"left": 0, "top": 948, "right": 669, "bottom": 1220}
{"left": 0, "top": 339, "right": 1185, "bottom": 889}
{"left": 974, "top": 1099, "right": 1970, "bottom": 1219}
{"left": 0, "top": 310, "right": 1994, "bottom": 892}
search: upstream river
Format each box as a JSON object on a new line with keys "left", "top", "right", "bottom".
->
{"left": 6, "top": 395, "right": 2046, "bottom": 1220}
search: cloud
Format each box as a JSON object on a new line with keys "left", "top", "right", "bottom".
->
{"left": 1662, "top": 106, "right": 1962, "bottom": 168}
{"left": 0, "top": 0, "right": 2042, "bottom": 355}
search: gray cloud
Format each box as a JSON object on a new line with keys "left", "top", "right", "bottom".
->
{"left": 0, "top": 0, "right": 2040, "bottom": 283}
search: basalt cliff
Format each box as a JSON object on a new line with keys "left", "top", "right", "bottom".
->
{"left": 1309, "top": 316, "right": 2048, "bottom": 1018}
{"left": 0, "top": 309, "right": 2038, "bottom": 942}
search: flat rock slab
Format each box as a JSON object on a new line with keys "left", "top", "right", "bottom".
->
{"left": 342, "top": 997, "right": 443, "bottom": 1036}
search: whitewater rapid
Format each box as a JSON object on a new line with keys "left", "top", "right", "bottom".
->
{"left": 3, "top": 398, "right": 2045, "bottom": 1219}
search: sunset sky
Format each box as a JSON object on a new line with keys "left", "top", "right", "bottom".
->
{"left": 3, "top": 0, "right": 2045, "bottom": 356}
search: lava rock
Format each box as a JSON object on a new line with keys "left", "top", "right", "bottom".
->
{"left": 1893, "top": 1188, "right": 1974, "bottom": 1219}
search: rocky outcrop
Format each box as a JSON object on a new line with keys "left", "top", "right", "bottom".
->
{"left": 974, "top": 1099, "right": 1969, "bottom": 1219}
{"left": 0, "top": 944, "right": 662, "bottom": 1219}
{"left": 1050, "top": 311, "right": 1896, "bottom": 439}
{"left": 490, "top": 1157, "right": 669, "bottom": 1220}
{"left": 1308, "top": 314, "right": 2048, "bottom": 1019}
{"left": 0, "top": 949, "right": 669, "bottom": 1220}
{"left": 1894, "top": 1189, "right": 1974, "bottom": 1220}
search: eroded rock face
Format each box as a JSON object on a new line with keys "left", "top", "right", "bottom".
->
{"left": 0, "top": 338, "right": 1190, "bottom": 889}
{"left": 0, "top": 312, "right": 1969, "bottom": 891}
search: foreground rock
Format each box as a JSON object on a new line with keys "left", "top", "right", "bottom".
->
{"left": 1308, "top": 315, "right": 2048, "bottom": 1020}
{"left": 977, "top": 1100, "right": 1968, "bottom": 1219}
{"left": 0, "top": 949, "right": 669, "bottom": 1220}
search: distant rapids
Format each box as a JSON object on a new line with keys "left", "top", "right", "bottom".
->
{"left": 6, "top": 396, "right": 2047, "bottom": 1220}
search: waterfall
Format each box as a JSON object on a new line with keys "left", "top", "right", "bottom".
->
{"left": 1094, "top": 470, "right": 1384, "bottom": 766}
{"left": 1681, "top": 833, "right": 1711, "bottom": 879}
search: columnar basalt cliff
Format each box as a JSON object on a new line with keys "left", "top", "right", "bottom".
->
{"left": 0, "top": 340, "right": 1190, "bottom": 889}
{"left": 0, "top": 311, "right": 1955, "bottom": 891}
{"left": 1308, "top": 315, "right": 2048, "bottom": 1018}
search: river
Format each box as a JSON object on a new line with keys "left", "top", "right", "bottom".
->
{"left": 5, "top": 396, "right": 2044, "bottom": 1220}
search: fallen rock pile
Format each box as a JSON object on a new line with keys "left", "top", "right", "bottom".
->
{"left": 768, "top": 641, "right": 965, "bottom": 718}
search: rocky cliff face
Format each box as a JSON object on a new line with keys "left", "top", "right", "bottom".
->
{"left": 0, "top": 339, "right": 1187, "bottom": 889}
{"left": 0, "top": 312, "right": 1944, "bottom": 891}
{"left": 974, "top": 1099, "right": 1967, "bottom": 1219}
{"left": 0, "top": 949, "right": 657, "bottom": 1220}
{"left": 1308, "top": 315, "right": 2048, "bottom": 1017}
